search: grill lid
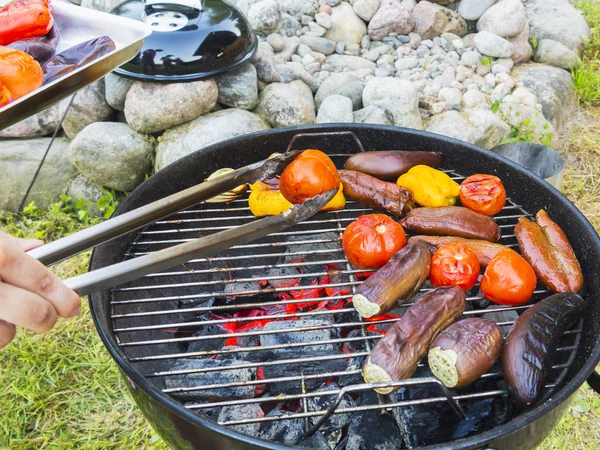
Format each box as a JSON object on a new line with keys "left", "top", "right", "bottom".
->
{"left": 111, "top": 0, "right": 257, "bottom": 81}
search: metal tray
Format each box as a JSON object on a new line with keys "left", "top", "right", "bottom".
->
{"left": 0, "top": 1, "right": 152, "bottom": 130}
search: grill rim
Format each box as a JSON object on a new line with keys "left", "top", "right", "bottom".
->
{"left": 88, "top": 123, "right": 600, "bottom": 450}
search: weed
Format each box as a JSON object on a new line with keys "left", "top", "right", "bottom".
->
{"left": 491, "top": 100, "right": 501, "bottom": 113}
{"left": 480, "top": 56, "right": 493, "bottom": 66}
{"left": 531, "top": 38, "right": 538, "bottom": 49}
{"left": 572, "top": 1, "right": 600, "bottom": 104}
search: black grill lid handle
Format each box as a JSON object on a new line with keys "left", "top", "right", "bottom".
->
{"left": 26, "top": 150, "right": 300, "bottom": 266}
{"left": 62, "top": 187, "right": 338, "bottom": 296}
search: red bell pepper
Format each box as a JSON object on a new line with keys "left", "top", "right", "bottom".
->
{"left": 0, "top": 0, "right": 54, "bottom": 46}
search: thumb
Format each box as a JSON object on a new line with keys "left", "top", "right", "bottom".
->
{"left": 17, "top": 238, "right": 45, "bottom": 252}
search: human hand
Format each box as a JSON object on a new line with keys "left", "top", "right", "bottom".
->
{"left": 0, "top": 231, "right": 80, "bottom": 349}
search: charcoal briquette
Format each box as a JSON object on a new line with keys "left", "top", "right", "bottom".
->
{"left": 337, "top": 356, "right": 365, "bottom": 387}
{"left": 347, "top": 410, "right": 403, "bottom": 450}
{"left": 257, "top": 410, "right": 305, "bottom": 445}
{"left": 297, "top": 432, "right": 330, "bottom": 450}
{"left": 308, "top": 382, "right": 356, "bottom": 433}
{"left": 218, "top": 403, "right": 263, "bottom": 437}
{"left": 260, "top": 319, "right": 340, "bottom": 353}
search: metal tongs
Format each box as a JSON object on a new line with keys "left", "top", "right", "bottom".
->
{"left": 27, "top": 151, "right": 338, "bottom": 296}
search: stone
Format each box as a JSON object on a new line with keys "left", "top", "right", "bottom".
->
{"left": 525, "top": 0, "right": 590, "bottom": 52}
{"left": 124, "top": 79, "right": 217, "bottom": 134}
{"left": 68, "top": 122, "right": 155, "bottom": 192}
{"left": 324, "top": 2, "right": 367, "bottom": 45}
{"left": 323, "top": 54, "right": 377, "bottom": 71}
{"left": 477, "top": 0, "right": 526, "bottom": 38}
{"left": 278, "top": 0, "right": 318, "bottom": 19}
{"left": 255, "top": 80, "right": 315, "bottom": 127}
{"left": 267, "top": 33, "right": 286, "bottom": 51}
{"left": 498, "top": 101, "right": 557, "bottom": 145}
{"left": 155, "top": 109, "right": 270, "bottom": 171}
{"left": 276, "top": 62, "right": 320, "bottom": 92}
{"left": 474, "top": 31, "right": 514, "bottom": 58}
{"left": 353, "top": 105, "right": 394, "bottom": 125}
{"left": 461, "top": 50, "right": 481, "bottom": 66}
{"left": 0, "top": 104, "right": 60, "bottom": 138}
{"left": 485, "top": 73, "right": 496, "bottom": 88}
{"left": 274, "top": 36, "right": 300, "bottom": 63}
{"left": 315, "top": 72, "right": 366, "bottom": 110}
{"left": 252, "top": 47, "right": 283, "bottom": 82}
{"left": 491, "top": 83, "right": 511, "bottom": 103}
{"left": 426, "top": 109, "right": 510, "bottom": 148}
{"left": 363, "top": 77, "right": 422, "bottom": 129}
{"left": 316, "top": 94, "right": 354, "bottom": 123}
{"left": 104, "top": 73, "right": 134, "bottom": 112}
{"left": 408, "top": 32, "right": 422, "bottom": 49}
{"left": 315, "top": 12, "right": 332, "bottom": 29}
{"left": 59, "top": 80, "right": 114, "bottom": 139}
{"left": 307, "top": 22, "right": 328, "bottom": 36}
{"left": 534, "top": 39, "right": 582, "bottom": 70}
{"left": 353, "top": 0, "right": 380, "bottom": 22}
{"left": 300, "top": 36, "right": 336, "bottom": 55}
{"left": 495, "top": 72, "right": 515, "bottom": 90}
{"left": 508, "top": 23, "right": 532, "bottom": 64}
{"left": 492, "top": 64, "right": 510, "bottom": 75}
{"left": 395, "top": 56, "right": 419, "bottom": 71}
{"left": 368, "top": 0, "right": 414, "bottom": 41}
{"left": 400, "top": 0, "right": 416, "bottom": 10}
{"left": 80, "top": 0, "right": 123, "bottom": 12}
{"left": 438, "top": 87, "right": 461, "bottom": 105}
{"left": 462, "top": 89, "right": 486, "bottom": 108}
{"left": 66, "top": 175, "right": 104, "bottom": 217}
{"left": 346, "top": 43, "right": 361, "bottom": 56}
{"left": 0, "top": 138, "right": 76, "bottom": 211}
{"left": 496, "top": 58, "right": 514, "bottom": 70}
{"left": 513, "top": 63, "right": 576, "bottom": 131}
{"left": 248, "top": 0, "right": 281, "bottom": 34}
{"left": 457, "top": 0, "right": 494, "bottom": 21}
{"left": 279, "top": 12, "right": 302, "bottom": 36}
{"left": 319, "top": 4, "right": 333, "bottom": 14}
{"left": 215, "top": 63, "right": 259, "bottom": 110}
{"left": 413, "top": 1, "right": 467, "bottom": 41}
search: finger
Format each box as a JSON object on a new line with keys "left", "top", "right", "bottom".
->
{"left": 0, "top": 234, "right": 80, "bottom": 318}
{"left": 0, "top": 282, "right": 58, "bottom": 333}
{"left": 17, "top": 238, "right": 45, "bottom": 252}
{"left": 0, "top": 319, "right": 16, "bottom": 349}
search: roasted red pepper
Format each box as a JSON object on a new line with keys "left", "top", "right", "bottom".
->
{"left": 0, "top": 46, "right": 43, "bottom": 102}
{"left": 0, "top": 0, "right": 53, "bottom": 46}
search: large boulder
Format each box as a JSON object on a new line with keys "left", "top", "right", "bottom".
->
{"left": 425, "top": 109, "right": 510, "bottom": 149}
{"left": 315, "top": 73, "right": 366, "bottom": 110}
{"left": 457, "top": 0, "right": 494, "bottom": 21}
{"left": 534, "top": 39, "right": 581, "bottom": 70}
{"left": 68, "top": 122, "right": 156, "bottom": 192}
{"left": 104, "top": 73, "right": 134, "bottom": 111}
{"left": 155, "top": 109, "right": 270, "bottom": 171}
{"left": 124, "top": 79, "right": 218, "bottom": 134}
{"left": 59, "top": 80, "right": 115, "bottom": 139}
{"left": 0, "top": 104, "right": 60, "bottom": 138}
{"left": 324, "top": 2, "right": 367, "bottom": 45}
{"left": 476, "top": 0, "right": 526, "bottom": 38}
{"left": 525, "top": 0, "right": 590, "bottom": 52}
{"left": 512, "top": 63, "right": 576, "bottom": 131}
{"left": 255, "top": 81, "right": 315, "bottom": 127}
{"left": 353, "top": 105, "right": 394, "bottom": 125}
{"left": 0, "top": 138, "right": 76, "bottom": 211}
{"left": 316, "top": 94, "right": 354, "bottom": 123}
{"left": 412, "top": 1, "right": 467, "bottom": 40}
{"left": 215, "top": 63, "right": 259, "bottom": 110}
{"left": 362, "top": 77, "right": 422, "bottom": 129}
{"left": 368, "top": 0, "right": 414, "bottom": 41}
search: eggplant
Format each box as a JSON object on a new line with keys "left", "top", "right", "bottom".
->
{"left": 408, "top": 235, "right": 516, "bottom": 267}
{"left": 503, "top": 292, "right": 587, "bottom": 408}
{"left": 352, "top": 240, "right": 431, "bottom": 318}
{"left": 400, "top": 206, "right": 501, "bottom": 242}
{"left": 338, "top": 169, "right": 415, "bottom": 217}
{"left": 515, "top": 210, "right": 583, "bottom": 293}
{"left": 344, "top": 150, "right": 442, "bottom": 181}
{"left": 8, "top": 26, "right": 60, "bottom": 65}
{"left": 428, "top": 318, "right": 503, "bottom": 388}
{"left": 362, "top": 286, "right": 466, "bottom": 394}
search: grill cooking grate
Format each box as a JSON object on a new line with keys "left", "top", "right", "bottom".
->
{"left": 109, "top": 159, "right": 583, "bottom": 445}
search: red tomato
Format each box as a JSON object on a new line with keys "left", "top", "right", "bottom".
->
{"left": 279, "top": 149, "right": 340, "bottom": 204}
{"left": 480, "top": 250, "right": 537, "bottom": 306}
{"left": 430, "top": 243, "right": 481, "bottom": 291}
{"left": 459, "top": 174, "right": 507, "bottom": 216}
{"left": 342, "top": 214, "right": 406, "bottom": 269}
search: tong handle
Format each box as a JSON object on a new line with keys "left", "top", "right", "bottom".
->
{"left": 27, "top": 151, "right": 300, "bottom": 266}
{"left": 64, "top": 188, "right": 337, "bottom": 296}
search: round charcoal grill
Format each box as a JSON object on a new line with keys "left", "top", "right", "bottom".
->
{"left": 89, "top": 125, "right": 600, "bottom": 450}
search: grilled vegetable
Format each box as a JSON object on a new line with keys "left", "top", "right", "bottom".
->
{"left": 352, "top": 240, "right": 431, "bottom": 318}
{"left": 481, "top": 250, "right": 537, "bottom": 306}
{"left": 8, "top": 25, "right": 60, "bottom": 64}
{"left": 0, "top": 0, "right": 53, "bottom": 46}
{"left": 205, "top": 168, "right": 249, "bottom": 203}
{"left": 430, "top": 243, "right": 480, "bottom": 291}
{"left": 344, "top": 150, "right": 442, "bottom": 181}
{"left": 400, "top": 206, "right": 501, "bottom": 242}
{"left": 459, "top": 174, "right": 507, "bottom": 216}
{"left": 342, "top": 214, "right": 406, "bottom": 269}
{"left": 429, "top": 318, "right": 503, "bottom": 388}
{"left": 279, "top": 149, "right": 340, "bottom": 204}
{"left": 362, "top": 286, "right": 466, "bottom": 394}
{"left": 408, "top": 235, "right": 516, "bottom": 267}
{"left": 0, "top": 79, "right": 13, "bottom": 107}
{"left": 503, "top": 292, "right": 587, "bottom": 407}
{"left": 0, "top": 46, "right": 42, "bottom": 102}
{"left": 396, "top": 165, "right": 459, "bottom": 207}
{"left": 515, "top": 210, "right": 583, "bottom": 293}
{"left": 339, "top": 169, "right": 415, "bottom": 217}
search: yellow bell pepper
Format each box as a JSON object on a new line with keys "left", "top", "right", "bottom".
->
{"left": 396, "top": 165, "right": 459, "bottom": 207}
{"left": 249, "top": 181, "right": 345, "bottom": 217}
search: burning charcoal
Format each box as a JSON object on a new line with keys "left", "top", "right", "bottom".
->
{"left": 224, "top": 280, "right": 261, "bottom": 298}
{"left": 184, "top": 402, "right": 221, "bottom": 421}
{"left": 308, "top": 383, "right": 356, "bottom": 433}
{"left": 165, "top": 357, "right": 256, "bottom": 400}
{"left": 266, "top": 266, "right": 301, "bottom": 289}
{"left": 218, "top": 403, "right": 264, "bottom": 437}
{"left": 260, "top": 319, "right": 340, "bottom": 353}
{"left": 187, "top": 324, "right": 230, "bottom": 354}
{"left": 347, "top": 410, "right": 403, "bottom": 450}
{"left": 178, "top": 295, "right": 216, "bottom": 309}
{"left": 482, "top": 308, "right": 519, "bottom": 324}
{"left": 338, "top": 355, "right": 366, "bottom": 388}
{"left": 284, "top": 232, "right": 342, "bottom": 263}
{"left": 257, "top": 410, "right": 305, "bottom": 445}
{"left": 324, "top": 428, "right": 343, "bottom": 449}
{"left": 297, "top": 432, "right": 330, "bottom": 450}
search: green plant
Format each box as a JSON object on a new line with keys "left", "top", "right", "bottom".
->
{"left": 491, "top": 100, "right": 501, "bottom": 113}
{"left": 501, "top": 117, "right": 554, "bottom": 146}
{"left": 531, "top": 39, "right": 538, "bottom": 49}
{"left": 572, "top": 1, "right": 600, "bottom": 104}
{"left": 480, "top": 56, "right": 493, "bottom": 66}
{"left": 96, "top": 188, "right": 120, "bottom": 219}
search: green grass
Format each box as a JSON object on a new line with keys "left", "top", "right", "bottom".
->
{"left": 572, "top": 1, "right": 600, "bottom": 104}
